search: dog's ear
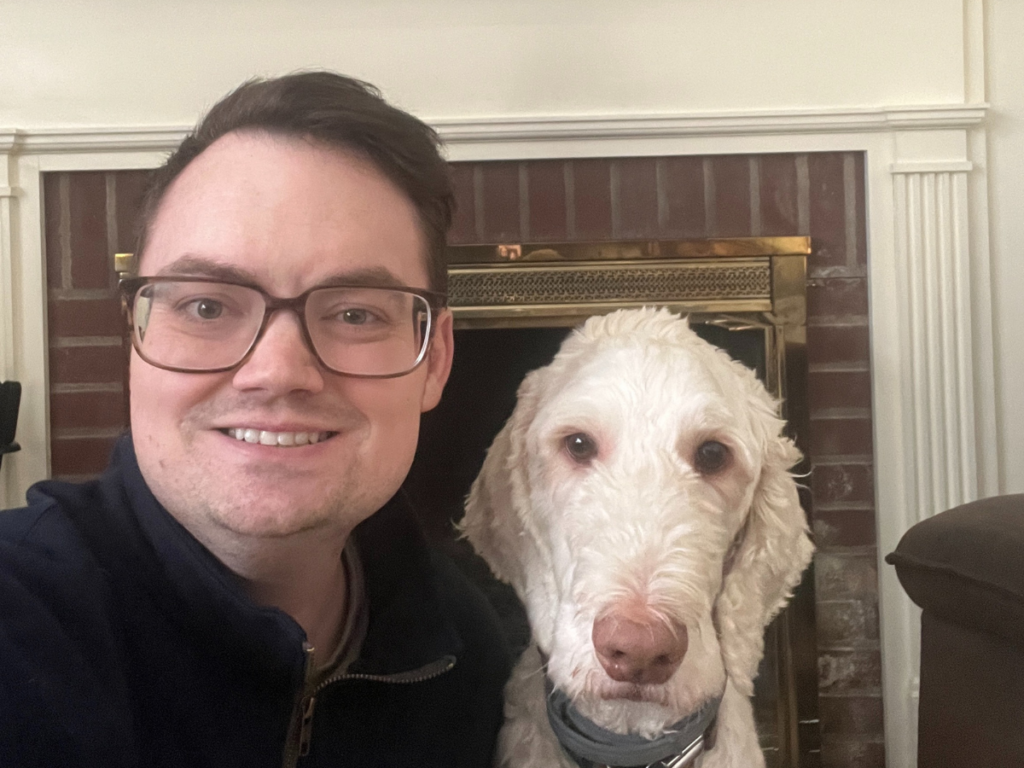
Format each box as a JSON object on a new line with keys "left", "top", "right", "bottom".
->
{"left": 460, "top": 369, "right": 550, "bottom": 599}
{"left": 715, "top": 432, "right": 813, "bottom": 696}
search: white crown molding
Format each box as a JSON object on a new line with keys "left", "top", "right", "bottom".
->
{"left": 433, "top": 104, "right": 988, "bottom": 143}
{"left": 2, "top": 126, "right": 186, "bottom": 154}
{"left": 0, "top": 103, "right": 988, "bottom": 154}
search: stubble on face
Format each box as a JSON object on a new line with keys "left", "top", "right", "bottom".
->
{"left": 140, "top": 392, "right": 373, "bottom": 541}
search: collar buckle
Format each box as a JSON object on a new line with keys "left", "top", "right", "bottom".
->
{"left": 659, "top": 736, "right": 705, "bottom": 767}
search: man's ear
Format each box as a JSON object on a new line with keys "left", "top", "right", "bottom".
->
{"left": 420, "top": 308, "right": 454, "bottom": 412}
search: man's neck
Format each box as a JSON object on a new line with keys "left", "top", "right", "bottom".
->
{"left": 207, "top": 528, "right": 353, "bottom": 664}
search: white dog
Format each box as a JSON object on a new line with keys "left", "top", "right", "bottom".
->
{"left": 462, "top": 308, "right": 813, "bottom": 768}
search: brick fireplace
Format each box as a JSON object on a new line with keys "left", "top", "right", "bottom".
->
{"left": 42, "top": 150, "right": 881, "bottom": 766}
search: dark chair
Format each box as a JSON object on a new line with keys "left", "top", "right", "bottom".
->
{"left": 0, "top": 380, "right": 20, "bottom": 471}
{"left": 887, "top": 494, "right": 1024, "bottom": 768}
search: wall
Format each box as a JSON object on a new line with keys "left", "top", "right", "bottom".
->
{"left": 2, "top": 0, "right": 967, "bottom": 128}
{"left": 986, "top": 0, "right": 1024, "bottom": 494}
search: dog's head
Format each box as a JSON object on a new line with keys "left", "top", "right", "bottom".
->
{"left": 461, "top": 308, "right": 813, "bottom": 735}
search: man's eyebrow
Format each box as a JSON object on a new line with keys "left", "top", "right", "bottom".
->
{"left": 154, "top": 256, "right": 417, "bottom": 292}
{"left": 314, "top": 268, "right": 409, "bottom": 289}
{"left": 155, "top": 256, "right": 259, "bottom": 285}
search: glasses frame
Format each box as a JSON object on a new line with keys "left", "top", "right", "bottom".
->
{"left": 119, "top": 276, "right": 448, "bottom": 379}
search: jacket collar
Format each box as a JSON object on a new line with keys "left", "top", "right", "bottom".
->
{"left": 346, "top": 487, "right": 464, "bottom": 675}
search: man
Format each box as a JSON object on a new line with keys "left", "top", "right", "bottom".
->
{"left": 0, "top": 72, "right": 511, "bottom": 767}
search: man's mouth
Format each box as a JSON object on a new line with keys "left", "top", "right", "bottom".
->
{"left": 217, "top": 428, "right": 337, "bottom": 447}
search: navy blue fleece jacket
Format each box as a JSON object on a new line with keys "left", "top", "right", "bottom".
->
{"left": 0, "top": 438, "right": 510, "bottom": 767}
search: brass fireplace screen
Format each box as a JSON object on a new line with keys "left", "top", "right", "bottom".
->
{"left": 410, "top": 235, "right": 817, "bottom": 768}
{"left": 446, "top": 236, "right": 807, "bottom": 403}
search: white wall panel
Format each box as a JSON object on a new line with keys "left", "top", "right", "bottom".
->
{"left": 987, "top": 0, "right": 1024, "bottom": 494}
{"left": 2, "top": 0, "right": 966, "bottom": 128}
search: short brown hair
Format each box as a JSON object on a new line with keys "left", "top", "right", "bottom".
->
{"left": 135, "top": 71, "right": 453, "bottom": 292}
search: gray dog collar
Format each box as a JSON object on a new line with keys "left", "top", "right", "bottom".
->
{"left": 544, "top": 677, "right": 721, "bottom": 768}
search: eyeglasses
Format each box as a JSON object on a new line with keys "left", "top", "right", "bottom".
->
{"left": 119, "top": 277, "right": 447, "bottom": 378}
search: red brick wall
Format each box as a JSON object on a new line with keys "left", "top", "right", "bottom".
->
{"left": 42, "top": 151, "right": 881, "bottom": 767}
{"left": 44, "top": 171, "right": 148, "bottom": 480}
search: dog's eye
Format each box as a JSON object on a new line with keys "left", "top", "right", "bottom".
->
{"left": 563, "top": 432, "right": 598, "bottom": 464}
{"left": 694, "top": 440, "right": 730, "bottom": 475}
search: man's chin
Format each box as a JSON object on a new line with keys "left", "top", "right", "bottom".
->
{"left": 204, "top": 493, "right": 354, "bottom": 541}
{"left": 145, "top": 448, "right": 405, "bottom": 550}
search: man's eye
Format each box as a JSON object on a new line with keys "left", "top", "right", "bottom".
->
{"left": 563, "top": 432, "right": 598, "bottom": 464}
{"left": 694, "top": 440, "right": 730, "bottom": 475}
{"left": 185, "top": 299, "right": 224, "bottom": 320}
{"left": 324, "top": 306, "right": 387, "bottom": 327}
{"left": 341, "top": 308, "right": 371, "bottom": 325}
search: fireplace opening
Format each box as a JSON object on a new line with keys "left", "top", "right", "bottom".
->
{"left": 401, "top": 237, "right": 818, "bottom": 766}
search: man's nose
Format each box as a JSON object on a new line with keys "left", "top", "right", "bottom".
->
{"left": 231, "top": 310, "right": 325, "bottom": 394}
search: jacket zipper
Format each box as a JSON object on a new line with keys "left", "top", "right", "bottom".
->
{"left": 281, "top": 647, "right": 457, "bottom": 767}
{"left": 314, "top": 654, "right": 456, "bottom": 692}
{"left": 282, "top": 642, "right": 318, "bottom": 768}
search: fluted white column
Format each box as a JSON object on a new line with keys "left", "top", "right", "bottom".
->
{"left": 886, "top": 159, "right": 981, "bottom": 766}
{"left": 892, "top": 162, "right": 978, "bottom": 519}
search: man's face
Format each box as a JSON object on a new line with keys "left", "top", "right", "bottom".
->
{"left": 130, "top": 131, "right": 453, "bottom": 546}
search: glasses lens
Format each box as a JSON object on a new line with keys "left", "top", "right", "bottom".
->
{"left": 306, "top": 287, "right": 431, "bottom": 376}
{"left": 132, "top": 281, "right": 264, "bottom": 371}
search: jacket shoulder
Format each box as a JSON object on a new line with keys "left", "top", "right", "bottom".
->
{"left": 0, "top": 483, "right": 104, "bottom": 573}
{"left": 428, "top": 549, "right": 514, "bottom": 764}
{"left": 0, "top": 484, "right": 138, "bottom": 767}
{"left": 0, "top": 479, "right": 119, "bottom": 641}
{"left": 429, "top": 549, "right": 512, "bottom": 672}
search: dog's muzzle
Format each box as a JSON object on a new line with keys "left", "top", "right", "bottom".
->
{"left": 544, "top": 677, "right": 721, "bottom": 768}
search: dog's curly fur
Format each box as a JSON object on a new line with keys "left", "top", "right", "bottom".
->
{"left": 461, "top": 308, "right": 814, "bottom": 768}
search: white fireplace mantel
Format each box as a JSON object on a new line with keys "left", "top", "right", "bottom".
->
{"left": 0, "top": 101, "right": 998, "bottom": 766}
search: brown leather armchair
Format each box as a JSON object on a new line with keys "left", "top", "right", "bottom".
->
{"left": 886, "top": 494, "right": 1024, "bottom": 768}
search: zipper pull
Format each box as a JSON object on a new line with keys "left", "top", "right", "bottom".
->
{"left": 298, "top": 694, "right": 317, "bottom": 757}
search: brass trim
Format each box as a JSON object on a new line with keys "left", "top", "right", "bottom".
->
{"left": 447, "top": 236, "right": 810, "bottom": 265}
{"left": 451, "top": 301, "right": 775, "bottom": 329}
{"left": 448, "top": 258, "right": 772, "bottom": 315}
{"left": 770, "top": 254, "right": 808, "bottom": 328}
{"left": 114, "top": 252, "right": 135, "bottom": 279}
{"left": 772, "top": 255, "right": 811, "bottom": 768}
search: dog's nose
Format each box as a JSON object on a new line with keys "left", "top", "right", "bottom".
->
{"left": 592, "top": 613, "right": 688, "bottom": 686}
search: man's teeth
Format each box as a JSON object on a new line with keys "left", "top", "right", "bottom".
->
{"left": 225, "top": 428, "right": 330, "bottom": 446}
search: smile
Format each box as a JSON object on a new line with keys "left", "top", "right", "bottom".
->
{"left": 218, "top": 428, "right": 337, "bottom": 446}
